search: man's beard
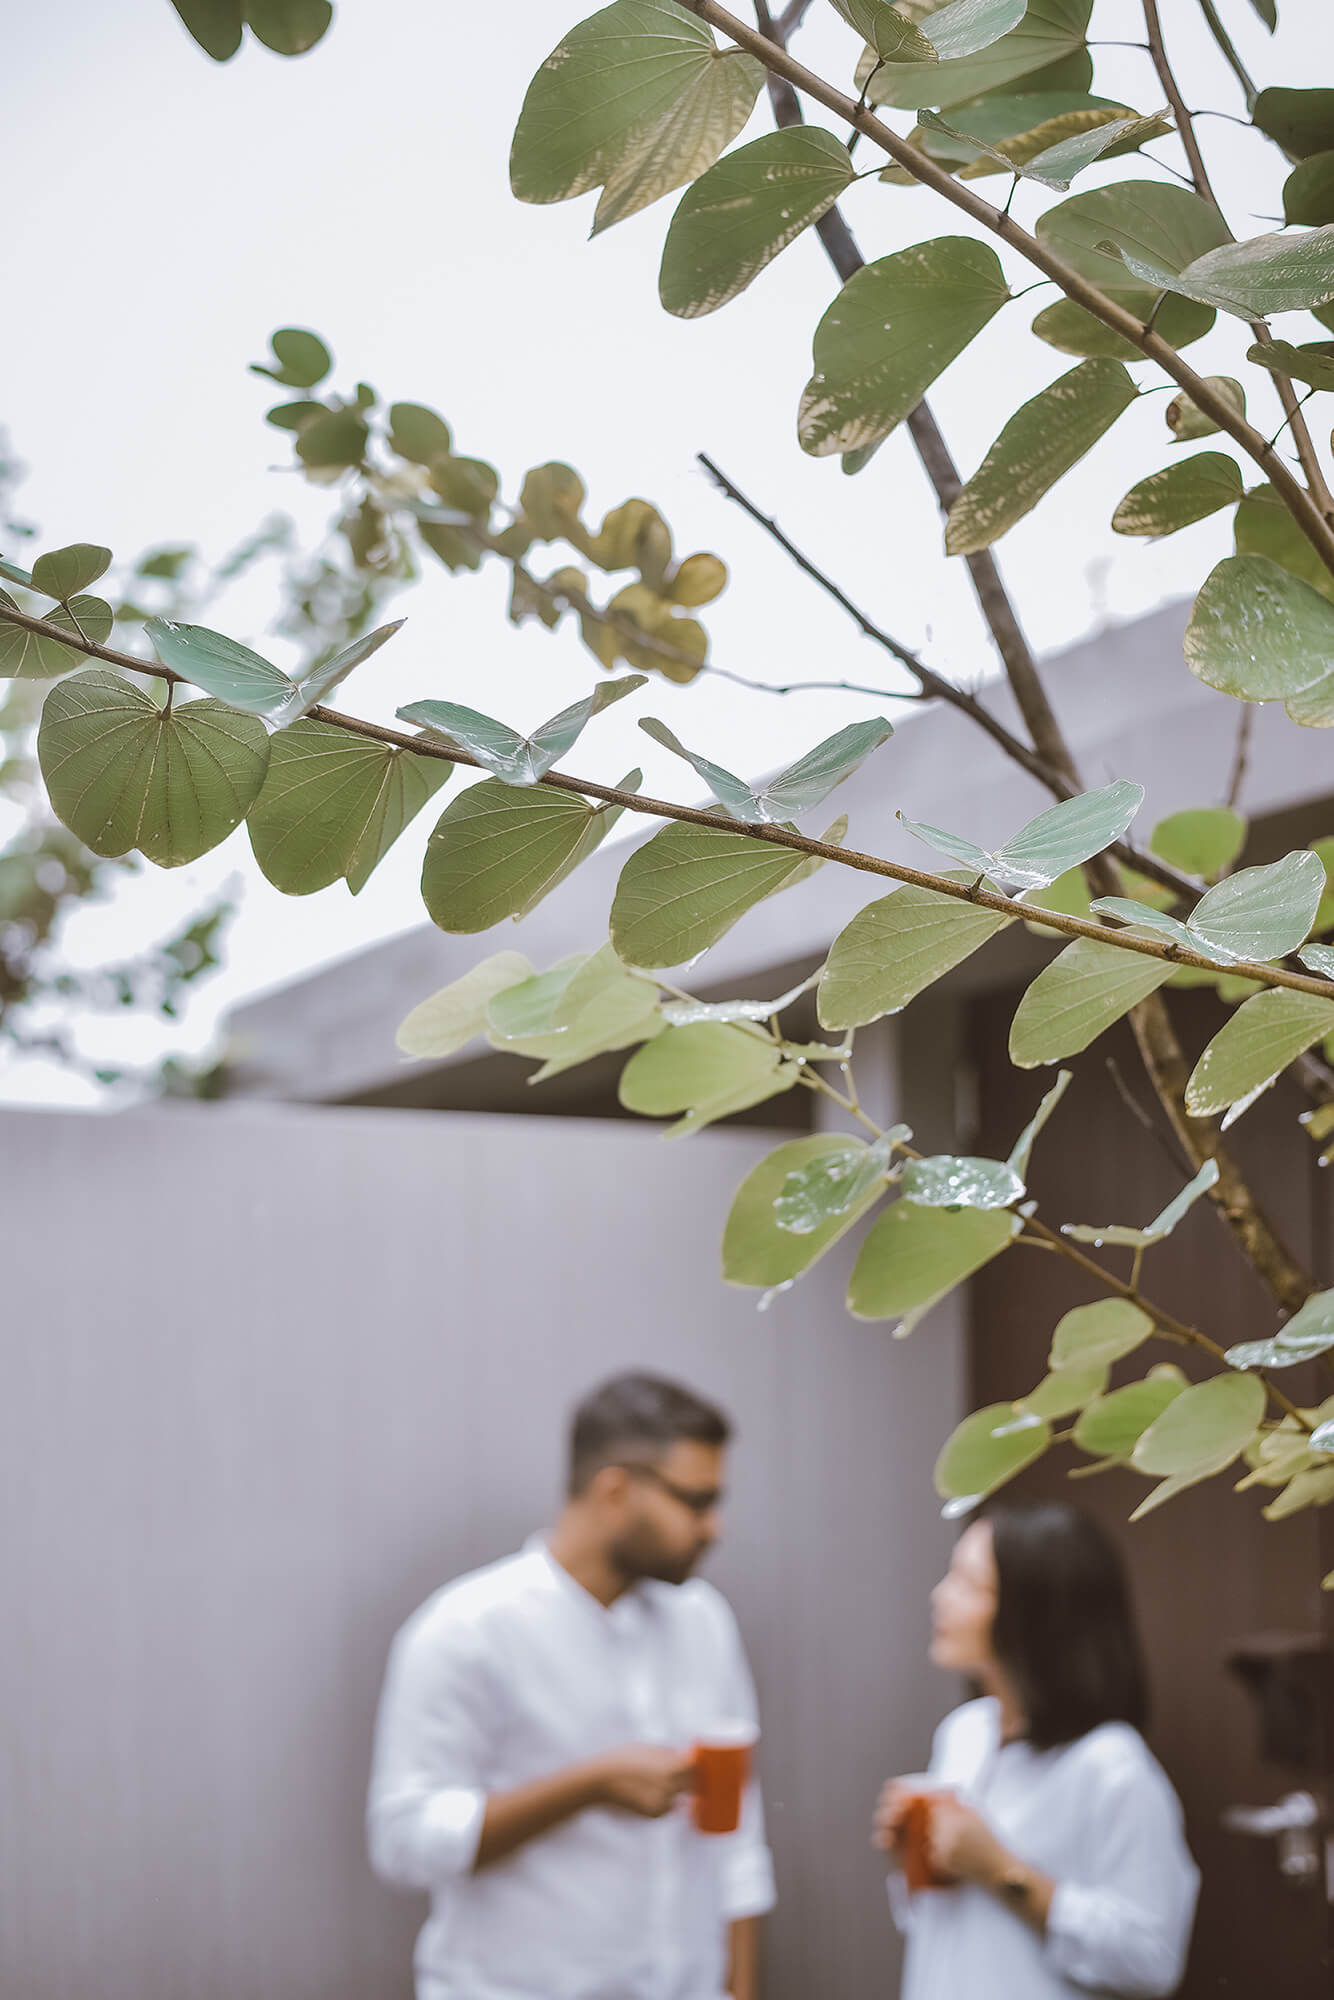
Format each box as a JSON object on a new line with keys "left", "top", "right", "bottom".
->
{"left": 611, "top": 1526, "right": 704, "bottom": 1588}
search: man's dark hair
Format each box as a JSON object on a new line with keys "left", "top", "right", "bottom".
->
{"left": 569, "top": 1372, "right": 731, "bottom": 1495}
{"left": 987, "top": 1500, "right": 1150, "bottom": 1750}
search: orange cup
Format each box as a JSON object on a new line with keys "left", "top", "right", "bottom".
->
{"left": 896, "top": 1776, "right": 954, "bottom": 1891}
{"left": 690, "top": 1721, "right": 758, "bottom": 1834}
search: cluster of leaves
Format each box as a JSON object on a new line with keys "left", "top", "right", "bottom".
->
{"left": 250, "top": 327, "right": 732, "bottom": 685}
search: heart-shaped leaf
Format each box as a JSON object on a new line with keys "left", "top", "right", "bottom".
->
{"left": 901, "top": 780, "right": 1143, "bottom": 890}
{"left": 0, "top": 592, "right": 113, "bottom": 678}
{"left": 660, "top": 128, "right": 857, "bottom": 319}
{"left": 799, "top": 238, "right": 1010, "bottom": 457}
{"left": 30, "top": 544, "right": 113, "bottom": 602}
{"left": 510, "top": 0, "right": 764, "bottom": 235}
{"left": 945, "top": 360, "right": 1138, "bottom": 554}
{"left": 146, "top": 618, "right": 293, "bottom": 717}
{"left": 1108, "top": 225, "right": 1334, "bottom": 318}
{"left": 250, "top": 326, "right": 332, "bottom": 389}
{"left": 422, "top": 775, "right": 630, "bottom": 933}
{"left": 1037, "top": 179, "right": 1228, "bottom": 300}
{"left": 248, "top": 718, "right": 451, "bottom": 896}
{"left": 1246, "top": 338, "right": 1334, "bottom": 393}
{"left": 1187, "top": 850, "right": 1325, "bottom": 962}
{"left": 396, "top": 952, "right": 536, "bottom": 1059}
{"left": 400, "top": 676, "right": 645, "bottom": 786}
{"left": 38, "top": 669, "right": 269, "bottom": 865}
{"left": 848, "top": 1202, "right": 1020, "bottom": 1327}
{"left": 639, "top": 713, "right": 893, "bottom": 823}
{"left": 820, "top": 879, "right": 1011, "bottom": 1028}
{"left": 867, "top": 0, "right": 1091, "bottom": 112}
{"left": 1185, "top": 555, "right": 1334, "bottom": 702}
{"left": 1112, "top": 454, "right": 1244, "bottom": 537}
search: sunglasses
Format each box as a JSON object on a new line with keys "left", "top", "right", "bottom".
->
{"left": 617, "top": 1462, "right": 724, "bottom": 1516}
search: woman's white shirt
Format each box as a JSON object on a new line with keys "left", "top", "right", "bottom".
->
{"left": 892, "top": 1698, "right": 1200, "bottom": 2000}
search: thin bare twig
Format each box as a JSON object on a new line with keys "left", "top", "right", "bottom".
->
{"left": 1225, "top": 704, "right": 1253, "bottom": 813}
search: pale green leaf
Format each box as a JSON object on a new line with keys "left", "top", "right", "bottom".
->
{"left": 503, "top": 945, "right": 665, "bottom": 1079}
{"left": 1246, "top": 339, "right": 1334, "bottom": 394}
{"left": 38, "top": 669, "right": 270, "bottom": 866}
{"left": 422, "top": 779, "right": 625, "bottom": 933}
{"left": 1009, "top": 936, "right": 1175, "bottom": 1066}
{"left": 1074, "top": 1369, "right": 1186, "bottom": 1457}
{"left": 773, "top": 1131, "right": 901, "bottom": 1234}
{"left": 945, "top": 360, "right": 1138, "bottom": 554}
{"left": 1149, "top": 806, "right": 1246, "bottom": 880}
{"left": 1061, "top": 1158, "right": 1219, "bottom": 1249}
{"left": 900, "top": 1154, "right": 1024, "bottom": 1208}
{"left": 1111, "top": 454, "right": 1243, "bottom": 538}
{"left": 1187, "top": 989, "right": 1334, "bottom": 1119}
{"left": 639, "top": 713, "right": 893, "bottom": 823}
{"left": 1165, "top": 377, "right": 1246, "bottom": 442}
{"left": 1184, "top": 555, "right": 1334, "bottom": 701}
{"left": 934, "top": 1401, "right": 1050, "bottom": 1500}
{"left": 611, "top": 819, "right": 834, "bottom": 968}
{"left": 1187, "top": 850, "right": 1325, "bottom": 963}
{"left": 146, "top": 618, "right": 294, "bottom": 719}
{"left": 1007, "top": 1068, "right": 1071, "bottom": 1177}
{"left": 1110, "top": 225, "right": 1334, "bottom": 318}
{"left": 661, "top": 968, "right": 822, "bottom": 1027}
{"left": 509, "top": 0, "right": 764, "bottom": 234}
{"left": 399, "top": 675, "right": 645, "bottom": 786}
{"left": 1031, "top": 293, "right": 1213, "bottom": 357}
{"left": 902, "top": 779, "right": 1143, "bottom": 889}
{"left": 1227, "top": 1286, "right": 1334, "bottom": 1369}
{"left": 1017, "top": 1361, "right": 1108, "bottom": 1420}
{"left": 798, "top": 238, "right": 1010, "bottom": 457}
{"left": 289, "top": 620, "right": 405, "bottom": 720}
{"left": 30, "top": 544, "right": 112, "bottom": 602}
{"left": 1132, "top": 1371, "right": 1265, "bottom": 1477}
{"left": 487, "top": 963, "right": 586, "bottom": 1042}
{"left": 248, "top": 719, "right": 451, "bottom": 896}
{"left": 820, "top": 881, "right": 1010, "bottom": 1029}
{"left": 848, "top": 1202, "right": 1019, "bottom": 1326}
{"left": 395, "top": 952, "right": 536, "bottom": 1059}
{"left": 867, "top": 0, "right": 1090, "bottom": 111}
{"left": 828, "top": 1, "right": 938, "bottom": 63}
{"left": 1235, "top": 484, "right": 1334, "bottom": 607}
{"left": 1050, "top": 1298, "right": 1153, "bottom": 1370}
{"left": 0, "top": 593, "right": 113, "bottom": 679}
{"left": 724, "top": 1134, "right": 887, "bottom": 1286}
{"left": 920, "top": 103, "right": 1167, "bottom": 192}
{"left": 659, "top": 128, "right": 856, "bottom": 318}
{"left": 618, "top": 1020, "right": 796, "bottom": 1136}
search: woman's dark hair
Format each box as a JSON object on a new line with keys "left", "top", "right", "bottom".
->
{"left": 569, "top": 1371, "right": 731, "bottom": 1494}
{"left": 985, "top": 1500, "right": 1149, "bottom": 1750}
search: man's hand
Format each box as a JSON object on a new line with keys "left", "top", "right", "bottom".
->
{"left": 592, "top": 1744, "right": 696, "bottom": 1818}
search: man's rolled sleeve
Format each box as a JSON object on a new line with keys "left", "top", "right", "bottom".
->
{"left": 367, "top": 1607, "right": 493, "bottom": 1891}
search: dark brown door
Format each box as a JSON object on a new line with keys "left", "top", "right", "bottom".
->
{"left": 967, "top": 986, "right": 1334, "bottom": 1997}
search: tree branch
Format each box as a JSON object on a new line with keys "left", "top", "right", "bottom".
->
{"left": 683, "top": 0, "right": 1334, "bottom": 580}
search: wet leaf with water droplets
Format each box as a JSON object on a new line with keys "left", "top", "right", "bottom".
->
{"left": 900, "top": 1153, "right": 1023, "bottom": 1209}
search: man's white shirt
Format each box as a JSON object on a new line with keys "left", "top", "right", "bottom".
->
{"left": 367, "top": 1540, "right": 776, "bottom": 2000}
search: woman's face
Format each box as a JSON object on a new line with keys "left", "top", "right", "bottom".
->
{"left": 929, "top": 1520, "right": 999, "bottom": 1674}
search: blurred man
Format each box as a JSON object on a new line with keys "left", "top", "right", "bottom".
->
{"left": 367, "top": 1371, "right": 774, "bottom": 2000}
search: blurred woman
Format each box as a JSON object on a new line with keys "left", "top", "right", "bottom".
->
{"left": 873, "top": 1501, "right": 1199, "bottom": 1998}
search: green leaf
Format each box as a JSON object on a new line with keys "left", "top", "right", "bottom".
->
{"left": 799, "top": 238, "right": 1010, "bottom": 457}
{"left": 1186, "top": 989, "right": 1334, "bottom": 1119}
{"left": 925, "top": 0, "right": 1051, "bottom": 63}
{"left": 867, "top": 0, "right": 1091, "bottom": 111}
{"left": 245, "top": 0, "right": 333, "bottom": 56}
{"left": 1185, "top": 555, "right": 1334, "bottom": 701}
{"left": 618, "top": 1020, "right": 796, "bottom": 1136}
{"left": 520, "top": 947, "right": 664, "bottom": 1080}
{"left": 396, "top": 952, "right": 536, "bottom": 1059}
{"left": 509, "top": 0, "right": 764, "bottom": 235}
{"left": 660, "top": 968, "right": 822, "bottom": 1028}
{"left": 1149, "top": 806, "right": 1246, "bottom": 880}
{"left": 945, "top": 360, "right": 1138, "bottom": 554}
{"left": 1132, "top": 1370, "right": 1265, "bottom": 1477}
{"left": 1234, "top": 484, "right": 1334, "bottom": 606}
{"left": 773, "top": 1131, "right": 901, "bottom": 1234}
{"left": 638, "top": 713, "right": 893, "bottom": 822}
{"left": 1074, "top": 1369, "right": 1186, "bottom": 1458}
{"left": 1050, "top": 1298, "right": 1153, "bottom": 1370}
{"left": 1009, "top": 936, "right": 1174, "bottom": 1066}
{"left": 921, "top": 104, "right": 1168, "bottom": 192}
{"left": 0, "top": 593, "right": 113, "bottom": 679}
{"left": 1247, "top": 0, "right": 1277, "bottom": 29}
{"left": 0, "top": 555, "right": 32, "bottom": 588}
{"left": 659, "top": 128, "right": 856, "bottom": 319}
{"left": 819, "top": 881, "right": 1010, "bottom": 1029}
{"left": 38, "top": 669, "right": 270, "bottom": 866}
{"left": 1036, "top": 179, "right": 1228, "bottom": 301}
{"left": 250, "top": 327, "right": 332, "bottom": 389}
{"left": 486, "top": 964, "right": 584, "bottom": 1042}
{"left": 422, "top": 779, "right": 626, "bottom": 933}
{"left": 30, "top": 544, "right": 112, "bottom": 602}
{"left": 611, "top": 818, "right": 833, "bottom": 968}
{"left": 1184, "top": 850, "right": 1325, "bottom": 963}
{"left": 265, "top": 399, "right": 327, "bottom": 432}
{"left": 146, "top": 618, "right": 292, "bottom": 716}
{"left": 1227, "top": 1286, "right": 1334, "bottom": 1371}
{"left": 901, "top": 779, "right": 1143, "bottom": 889}
{"left": 399, "top": 675, "right": 645, "bottom": 786}
{"left": 1283, "top": 151, "right": 1334, "bottom": 227}
{"left": 293, "top": 408, "right": 368, "bottom": 470}
{"left": 1253, "top": 88, "right": 1334, "bottom": 161}
{"left": 1007, "top": 1068, "right": 1071, "bottom": 1177}
{"left": 1031, "top": 293, "right": 1213, "bottom": 357}
{"left": 387, "top": 403, "right": 453, "bottom": 464}
{"left": 291, "top": 620, "right": 406, "bottom": 718}
{"left": 1061, "top": 1158, "right": 1219, "bottom": 1249}
{"left": 848, "top": 1202, "right": 1019, "bottom": 1327}
{"left": 1017, "top": 1362, "right": 1108, "bottom": 1420}
{"left": 247, "top": 719, "right": 451, "bottom": 896}
{"left": 1111, "top": 454, "right": 1243, "bottom": 538}
{"left": 169, "top": 0, "right": 243, "bottom": 60}
{"left": 934, "top": 1401, "right": 1050, "bottom": 1501}
{"left": 1110, "top": 226, "right": 1334, "bottom": 319}
{"left": 1164, "top": 376, "right": 1246, "bottom": 443}
{"left": 1246, "top": 338, "right": 1334, "bottom": 393}
{"left": 724, "top": 1134, "right": 887, "bottom": 1287}
{"left": 829, "top": 1, "right": 938, "bottom": 63}
{"left": 901, "top": 1154, "right": 1024, "bottom": 1208}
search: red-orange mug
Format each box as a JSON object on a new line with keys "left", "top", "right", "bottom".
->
{"left": 897, "top": 1776, "right": 954, "bottom": 1891}
{"left": 690, "top": 1722, "right": 758, "bottom": 1835}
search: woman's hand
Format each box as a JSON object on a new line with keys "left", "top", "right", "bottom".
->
{"left": 926, "top": 1794, "right": 1010, "bottom": 1886}
{"left": 871, "top": 1778, "right": 914, "bottom": 1856}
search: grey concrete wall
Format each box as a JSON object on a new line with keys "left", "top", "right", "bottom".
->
{"left": 0, "top": 1099, "right": 962, "bottom": 2000}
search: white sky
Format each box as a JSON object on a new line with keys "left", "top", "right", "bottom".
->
{"left": 1, "top": 0, "right": 1322, "bottom": 1105}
